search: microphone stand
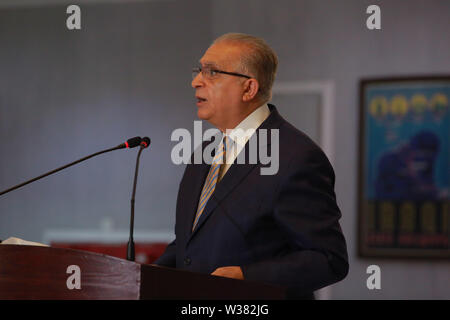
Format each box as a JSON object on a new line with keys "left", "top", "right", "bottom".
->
{"left": 0, "top": 145, "right": 121, "bottom": 197}
{"left": 0, "top": 135, "right": 148, "bottom": 262}
{"left": 0, "top": 137, "right": 142, "bottom": 197}
{"left": 127, "top": 145, "right": 145, "bottom": 262}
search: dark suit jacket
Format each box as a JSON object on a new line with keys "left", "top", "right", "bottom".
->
{"left": 155, "top": 104, "right": 349, "bottom": 299}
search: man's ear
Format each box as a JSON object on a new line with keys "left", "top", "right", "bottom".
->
{"left": 242, "top": 78, "right": 259, "bottom": 102}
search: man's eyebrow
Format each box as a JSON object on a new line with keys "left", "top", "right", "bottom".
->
{"left": 199, "top": 61, "right": 218, "bottom": 68}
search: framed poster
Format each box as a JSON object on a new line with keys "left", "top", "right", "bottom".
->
{"left": 358, "top": 76, "right": 450, "bottom": 258}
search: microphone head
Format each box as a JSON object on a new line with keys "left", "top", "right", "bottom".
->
{"left": 141, "top": 137, "right": 151, "bottom": 148}
{"left": 125, "top": 136, "right": 142, "bottom": 148}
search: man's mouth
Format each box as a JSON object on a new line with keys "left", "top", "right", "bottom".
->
{"left": 196, "top": 96, "right": 207, "bottom": 104}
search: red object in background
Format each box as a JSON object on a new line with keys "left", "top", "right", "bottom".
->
{"left": 51, "top": 242, "right": 168, "bottom": 264}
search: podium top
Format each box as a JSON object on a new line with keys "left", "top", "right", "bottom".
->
{"left": 0, "top": 244, "right": 140, "bottom": 299}
{"left": 0, "top": 245, "right": 286, "bottom": 300}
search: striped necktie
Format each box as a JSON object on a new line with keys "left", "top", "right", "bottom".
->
{"left": 192, "top": 136, "right": 228, "bottom": 231}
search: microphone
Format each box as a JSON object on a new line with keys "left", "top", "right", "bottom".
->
{"left": 117, "top": 136, "right": 142, "bottom": 149}
{"left": 127, "top": 137, "right": 151, "bottom": 261}
{"left": 140, "top": 137, "right": 151, "bottom": 148}
{"left": 0, "top": 137, "right": 143, "bottom": 196}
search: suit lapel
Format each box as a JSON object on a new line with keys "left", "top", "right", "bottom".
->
{"left": 186, "top": 104, "right": 284, "bottom": 243}
{"left": 188, "top": 142, "right": 259, "bottom": 242}
{"left": 183, "top": 152, "right": 212, "bottom": 242}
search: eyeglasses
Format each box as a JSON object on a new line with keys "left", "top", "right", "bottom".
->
{"left": 192, "top": 65, "right": 251, "bottom": 80}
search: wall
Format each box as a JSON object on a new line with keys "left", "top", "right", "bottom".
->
{"left": 0, "top": 0, "right": 211, "bottom": 241}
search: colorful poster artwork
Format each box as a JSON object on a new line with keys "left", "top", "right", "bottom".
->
{"left": 358, "top": 77, "right": 449, "bottom": 258}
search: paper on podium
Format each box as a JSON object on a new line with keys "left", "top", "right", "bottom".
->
{"left": 1, "top": 237, "right": 48, "bottom": 247}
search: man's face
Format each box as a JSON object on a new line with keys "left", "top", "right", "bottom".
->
{"left": 191, "top": 41, "right": 247, "bottom": 130}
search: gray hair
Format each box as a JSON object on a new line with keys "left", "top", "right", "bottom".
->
{"left": 213, "top": 33, "right": 278, "bottom": 103}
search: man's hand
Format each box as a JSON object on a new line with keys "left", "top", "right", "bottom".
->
{"left": 211, "top": 266, "right": 244, "bottom": 280}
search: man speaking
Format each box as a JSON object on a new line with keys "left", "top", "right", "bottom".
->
{"left": 155, "top": 33, "right": 348, "bottom": 299}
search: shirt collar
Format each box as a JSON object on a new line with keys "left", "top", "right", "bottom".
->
{"left": 224, "top": 103, "right": 270, "bottom": 147}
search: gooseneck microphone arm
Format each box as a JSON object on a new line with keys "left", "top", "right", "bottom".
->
{"left": 0, "top": 137, "right": 143, "bottom": 197}
{"left": 127, "top": 137, "right": 151, "bottom": 262}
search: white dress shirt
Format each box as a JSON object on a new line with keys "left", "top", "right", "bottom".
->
{"left": 218, "top": 103, "right": 270, "bottom": 181}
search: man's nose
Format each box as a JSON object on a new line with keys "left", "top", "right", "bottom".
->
{"left": 191, "top": 72, "right": 204, "bottom": 88}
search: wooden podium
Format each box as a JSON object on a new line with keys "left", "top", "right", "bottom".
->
{"left": 0, "top": 245, "right": 286, "bottom": 299}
